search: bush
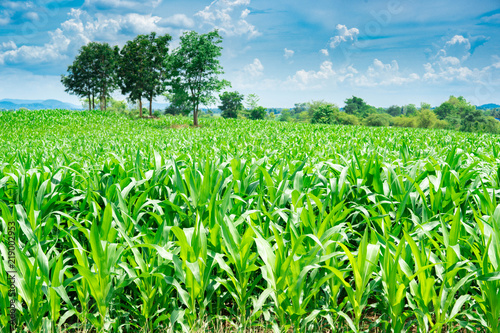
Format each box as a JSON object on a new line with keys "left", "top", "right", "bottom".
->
{"left": 311, "top": 104, "right": 337, "bottom": 124}
{"left": 433, "top": 119, "right": 449, "bottom": 129}
{"left": 393, "top": 116, "right": 416, "bottom": 128}
{"left": 363, "top": 113, "right": 393, "bottom": 127}
{"left": 416, "top": 109, "right": 438, "bottom": 128}
{"left": 249, "top": 106, "right": 267, "bottom": 120}
{"left": 335, "top": 112, "right": 360, "bottom": 125}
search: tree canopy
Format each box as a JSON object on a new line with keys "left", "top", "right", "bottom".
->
{"left": 220, "top": 91, "right": 244, "bottom": 119}
{"left": 61, "top": 42, "right": 118, "bottom": 111}
{"left": 117, "top": 32, "right": 171, "bottom": 117}
{"left": 169, "top": 30, "right": 229, "bottom": 126}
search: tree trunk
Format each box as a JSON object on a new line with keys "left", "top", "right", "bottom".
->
{"left": 100, "top": 95, "right": 104, "bottom": 111}
{"left": 92, "top": 95, "right": 95, "bottom": 110}
{"left": 139, "top": 99, "right": 143, "bottom": 118}
{"left": 193, "top": 106, "right": 198, "bottom": 126}
{"left": 149, "top": 95, "right": 153, "bottom": 117}
{"left": 104, "top": 87, "right": 107, "bottom": 111}
{"left": 88, "top": 94, "right": 91, "bottom": 111}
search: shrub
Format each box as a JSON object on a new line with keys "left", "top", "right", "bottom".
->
{"left": 249, "top": 106, "right": 267, "bottom": 120}
{"left": 363, "top": 113, "right": 393, "bottom": 127}
{"left": 335, "top": 112, "right": 360, "bottom": 125}
{"left": 311, "top": 104, "right": 337, "bottom": 124}
{"left": 393, "top": 116, "right": 416, "bottom": 128}
{"left": 416, "top": 108, "right": 438, "bottom": 128}
{"left": 433, "top": 119, "right": 449, "bottom": 129}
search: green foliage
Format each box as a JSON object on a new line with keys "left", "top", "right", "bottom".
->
{"left": 434, "top": 101, "right": 456, "bottom": 120}
{"left": 344, "top": 96, "right": 375, "bottom": 118}
{"left": 363, "top": 113, "right": 393, "bottom": 127}
{"left": 117, "top": 33, "right": 172, "bottom": 117}
{"left": 170, "top": 30, "right": 229, "bottom": 126}
{"left": 2, "top": 110, "right": 500, "bottom": 332}
{"left": 249, "top": 106, "right": 267, "bottom": 120}
{"left": 106, "top": 97, "right": 128, "bottom": 114}
{"left": 61, "top": 42, "right": 119, "bottom": 111}
{"left": 164, "top": 90, "right": 192, "bottom": 116}
{"left": 416, "top": 108, "right": 438, "bottom": 128}
{"left": 335, "top": 112, "right": 360, "bottom": 125}
{"left": 403, "top": 104, "right": 417, "bottom": 116}
{"left": 219, "top": 91, "right": 244, "bottom": 119}
{"left": 393, "top": 116, "right": 416, "bottom": 128}
{"left": 386, "top": 105, "right": 402, "bottom": 117}
{"left": 279, "top": 109, "right": 292, "bottom": 122}
{"left": 311, "top": 103, "right": 338, "bottom": 124}
{"left": 245, "top": 93, "right": 260, "bottom": 110}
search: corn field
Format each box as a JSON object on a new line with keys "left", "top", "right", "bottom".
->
{"left": 1, "top": 109, "right": 500, "bottom": 333}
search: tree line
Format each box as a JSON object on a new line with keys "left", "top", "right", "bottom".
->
{"left": 61, "top": 30, "right": 228, "bottom": 126}
{"left": 275, "top": 95, "right": 500, "bottom": 134}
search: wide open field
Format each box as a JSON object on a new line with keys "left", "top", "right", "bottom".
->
{"left": 1, "top": 110, "right": 500, "bottom": 332}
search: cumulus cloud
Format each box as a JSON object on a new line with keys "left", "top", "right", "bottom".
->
{"left": 287, "top": 61, "right": 336, "bottom": 88}
{"left": 241, "top": 8, "right": 250, "bottom": 18}
{"left": 422, "top": 34, "right": 493, "bottom": 83}
{"left": 320, "top": 49, "right": 329, "bottom": 56}
{"left": 0, "top": 9, "right": 174, "bottom": 66}
{"left": 195, "top": 0, "right": 260, "bottom": 38}
{"left": 161, "top": 14, "right": 194, "bottom": 28}
{"left": 329, "top": 24, "right": 359, "bottom": 48}
{"left": 355, "top": 59, "right": 420, "bottom": 87}
{"left": 285, "top": 58, "right": 419, "bottom": 90}
{"left": 284, "top": 48, "right": 294, "bottom": 59}
{"left": 243, "top": 58, "right": 264, "bottom": 78}
{"left": 1, "top": 41, "right": 16, "bottom": 51}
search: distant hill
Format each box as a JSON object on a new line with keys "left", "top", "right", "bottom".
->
{"left": 0, "top": 99, "right": 83, "bottom": 110}
{"left": 477, "top": 103, "right": 500, "bottom": 110}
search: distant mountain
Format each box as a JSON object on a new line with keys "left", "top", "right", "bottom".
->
{"left": 0, "top": 99, "right": 83, "bottom": 110}
{"left": 477, "top": 103, "right": 500, "bottom": 110}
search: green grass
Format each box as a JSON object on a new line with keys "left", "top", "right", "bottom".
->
{"left": 0, "top": 109, "right": 499, "bottom": 333}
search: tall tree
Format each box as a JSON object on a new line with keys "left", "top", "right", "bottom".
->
{"left": 93, "top": 43, "right": 119, "bottom": 111}
{"left": 219, "top": 91, "right": 243, "bottom": 119}
{"left": 143, "top": 32, "right": 172, "bottom": 116}
{"left": 118, "top": 33, "right": 171, "bottom": 117}
{"left": 386, "top": 105, "right": 402, "bottom": 117}
{"left": 62, "top": 42, "right": 117, "bottom": 111}
{"left": 344, "top": 96, "right": 374, "bottom": 118}
{"left": 170, "top": 30, "right": 229, "bottom": 126}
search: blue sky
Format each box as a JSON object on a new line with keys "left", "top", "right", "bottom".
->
{"left": 1, "top": 0, "right": 499, "bottom": 108}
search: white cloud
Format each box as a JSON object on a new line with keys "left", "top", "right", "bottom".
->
{"left": 1, "top": 41, "right": 16, "bottom": 51}
{"left": 287, "top": 61, "right": 335, "bottom": 88}
{"left": 195, "top": 0, "right": 260, "bottom": 38}
{"left": 422, "top": 35, "right": 493, "bottom": 83}
{"left": 284, "top": 48, "right": 294, "bottom": 59}
{"left": 24, "top": 11, "right": 39, "bottom": 21}
{"left": 481, "top": 13, "right": 500, "bottom": 23}
{"left": 446, "top": 35, "right": 471, "bottom": 49}
{"left": 241, "top": 9, "right": 250, "bottom": 18}
{"left": 243, "top": 58, "right": 264, "bottom": 78}
{"left": 329, "top": 24, "right": 359, "bottom": 48}
{"left": 0, "top": 9, "right": 173, "bottom": 65}
{"left": 354, "top": 59, "right": 420, "bottom": 87}
{"left": 161, "top": 14, "right": 194, "bottom": 28}
{"left": 285, "top": 58, "right": 419, "bottom": 90}
{"left": 320, "top": 49, "right": 329, "bottom": 56}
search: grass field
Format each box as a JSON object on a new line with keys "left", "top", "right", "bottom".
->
{"left": 1, "top": 109, "right": 500, "bottom": 333}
